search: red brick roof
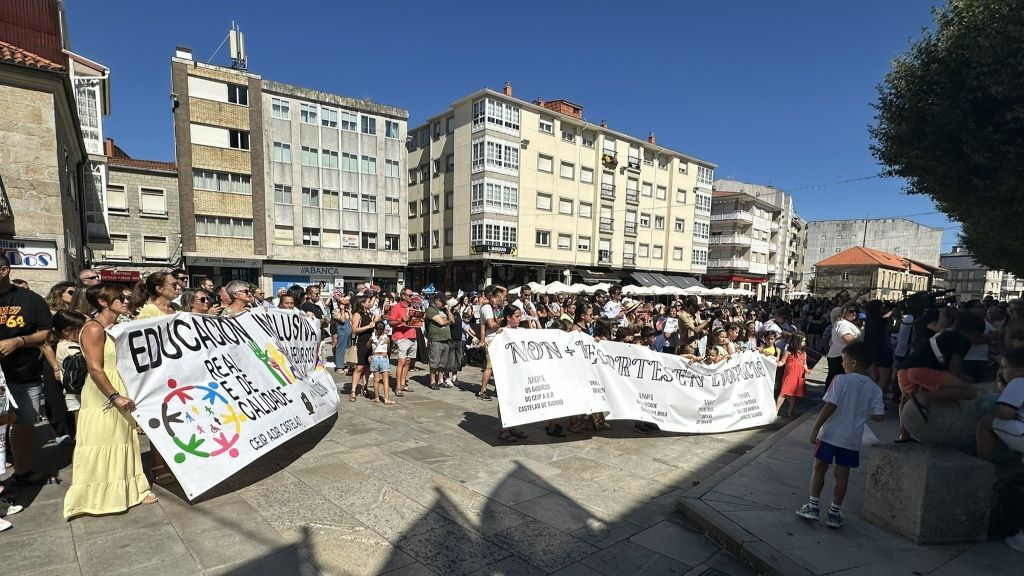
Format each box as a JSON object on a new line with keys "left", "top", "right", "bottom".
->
{"left": 0, "top": 39, "right": 64, "bottom": 72}
{"left": 816, "top": 246, "right": 930, "bottom": 274}
{"left": 105, "top": 138, "right": 176, "bottom": 172}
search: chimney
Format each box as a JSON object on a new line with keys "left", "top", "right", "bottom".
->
{"left": 599, "top": 120, "right": 607, "bottom": 128}
{"left": 647, "top": 131, "right": 656, "bottom": 145}
{"left": 503, "top": 81, "right": 512, "bottom": 96}
{"left": 534, "top": 98, "right": 545, "bottom": 106}
{"left": 104, "top": 138, "right": 114, "bottom": 157}
{"left": 175, "top": 45, "right": 193, "bottom": 61}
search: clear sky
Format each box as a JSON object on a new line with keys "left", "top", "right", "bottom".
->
{"left": 66, "top": 0, "right": 957, "bottom": 249}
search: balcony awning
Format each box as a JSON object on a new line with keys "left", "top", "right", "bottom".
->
{"left": 579, "top": 269, "right": 625, "bottom": 284}
{"left": 628, "top": 272, "right": 704, "bottom": 290}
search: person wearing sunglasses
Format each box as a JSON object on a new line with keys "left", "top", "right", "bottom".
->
{"left": 219, "top": 280, "right": 253, "bottom": 318}
{"left": 181, "top": 289, "right": 213, "bottom": 314}
{"left": 132, "top": 271, "right": 179, "bottom": 319}
{"left": 45, "top": 281, "right": 77, "bottom": 314}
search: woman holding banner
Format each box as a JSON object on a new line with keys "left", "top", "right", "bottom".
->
{"left": 132, "top": 271, "right": 179, "bottom": 318}
{"left": 64, "top": 283, "right": 156, "bottom": 519}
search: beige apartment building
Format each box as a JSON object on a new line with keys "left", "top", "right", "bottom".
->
{"left": 171, "top": 46, "right": 409, "bottom": 293}
{"left": 407, "top": 84, "right": 715, "bottom": 290}
{"left": 706, "top": 189, "right": 781, "bottom": 299}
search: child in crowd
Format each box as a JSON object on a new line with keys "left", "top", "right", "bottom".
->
{"left": 777, "top": 333, "right": 809, "bottom": 418}
{"left": 52, "top": 310, "right": 89, "bottom": 435}
{"left": 759, "top": 331, "right": 779, "bottom": 359}
{"left": 369, "top": 321, "right": 395, "bottom": 405}
{"left": 797, "top": 341, "right": 884, "bottom": 528}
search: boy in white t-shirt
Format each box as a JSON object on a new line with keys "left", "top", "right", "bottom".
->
{"left": 977, "top": 347, "right": 1024, "bottom": 460}
{"left": 797, "top": 341, "right": 884, "bottom": 528}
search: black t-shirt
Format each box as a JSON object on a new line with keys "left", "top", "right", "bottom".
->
{"left": 0, "top": 285, "right": 53, "bottom": 383}
{"left": 899, "top": 330, "right": 971, "bottom": 371}
{"left": 299, "top": 301, "right": 324, "bottom": 319}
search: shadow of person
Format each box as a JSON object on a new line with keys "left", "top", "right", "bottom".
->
{"left": 457, "top": 411, "right": 590, "bottom": 446}
{"left": 220, "top": 524, "right": 321, "bottom": 576}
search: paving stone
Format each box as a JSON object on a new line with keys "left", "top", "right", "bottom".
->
{"left": 466, "top": 555, "right": 545, "bottom": 576}
{"left": 68, "top": 499, "right": 169, "bottom": 538}
{"left": 285, "top": 523, "right": 419, "bottom": 576}
{"left": 464, "top": 474, "right": 551, "bottom": 506}
{"left": 682, "top": 551, "right": 757, "bottom": 576}
{"left": 0, "top": 524, "right": 77, "bottom": 574}
{"left": 487, "top": 519, "right": 598, "bottom": 573}
{"left": 581, "top": 539, "right": 691, "bottom": 575}
{"left": 162, "top": 497, "right": 287, "bottom": 570}
{"left": 76, "top": 522, "right": 201, "bottom": 576}
{"left": 513, "top": 492, "right": 609, "bottom": 533}
{"left": 428, "top": 475, "right": 533, "bottom": 536}
{"left": 395, "top": 520, "right": 512, "bottom": 576}
{"left": 630, "top": 520, "right": 719, "bottom": 567}
{"left": 570, "top": 518, "right": 646, "bottom": 549}
{"left": 237, "top": 472, "right": 355, "bottom": 532}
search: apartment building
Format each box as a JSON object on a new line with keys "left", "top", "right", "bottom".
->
{"left": 705, "top": 189, "right": 780, "bottom": 299}
{"left": 940, "top": 246, "right": 1005, "bottom": 301}
{"left": 406, "top": 83, "right": 715, "bottom": 291}
{"left": 802, "top": 218, "right": 942, "bottom": 291}
{"left": 712, "top": 179, "right": 806, "bottom": 297}
{"left": 171, "top": 47, "right": 408, "bottom": 293}
{"left": 93, "top": 139, "right": 179, "bottom": 282}
{"left": 0, "top": 1, "right": 90, "bottom": 289}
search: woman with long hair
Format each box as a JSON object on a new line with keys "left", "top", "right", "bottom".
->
{"left": 332, "top": 292, "right": 352, "bottom": 374}
{"left": 181, "top": 289, "right": 212, "bottom": 314}
{"left": 46, "top": 281, "right": 77, "bottom": 314}
{"left": 496, "top": 306, "right": 527, "bottom": 443}
{"left": 349, "top": 296, "right": 380, "bottom": 401}
{"left": 132, "top": 271, "right": 179, "bottom": 318}
{"left": 63, "top": 283, "right": 157, "bottom": 519}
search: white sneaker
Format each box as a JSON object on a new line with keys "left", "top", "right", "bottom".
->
{"left": 1006, "top": 530, "right": 1024, "bottom": 553}
{"left": 0, "top": 517, "right": 11, "bottom": 532}
{"left": 2, "top": 503, "right": 23, "bottom": 517}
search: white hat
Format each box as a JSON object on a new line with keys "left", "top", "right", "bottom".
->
{"left": 446, "top": 297, "right": 458, "bottom": 307}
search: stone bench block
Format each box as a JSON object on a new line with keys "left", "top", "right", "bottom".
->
{"left": 862, "top": 443, "right": 995, "bottom": 544}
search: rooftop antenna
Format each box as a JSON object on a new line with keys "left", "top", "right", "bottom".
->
{"left": 229, "top": 21, "right": 247, "bottom": 70}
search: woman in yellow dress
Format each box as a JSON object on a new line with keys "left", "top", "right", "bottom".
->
{"left": 63, "top": 283, "right": 156, "bottom": 519}
{"left": 133, "top": 271, "right": 178, "bottom": 318}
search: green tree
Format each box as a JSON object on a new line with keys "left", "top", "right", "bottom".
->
{"left": 870, "top": 0, "right": 1024, "bottom": 276}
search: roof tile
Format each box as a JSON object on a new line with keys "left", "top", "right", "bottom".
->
{"left": 0, "top": 39, "right": 64, "bottom": 72}
{"left": 816, "top": 246, "right": 930, "bottom": 274}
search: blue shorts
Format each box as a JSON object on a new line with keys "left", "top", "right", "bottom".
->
{"left": 815, "top": 441, "right": 860, "bottom": 468}
{"left": 370, "top": 355, "right": 391, "bottom": 373}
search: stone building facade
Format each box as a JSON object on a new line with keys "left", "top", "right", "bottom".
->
{"left": 92, "top": 139, "right": 179, "bottom": 279}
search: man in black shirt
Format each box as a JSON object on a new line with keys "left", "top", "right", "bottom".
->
{"left": 0, "top": 255, "right": 53, "bottom": 481}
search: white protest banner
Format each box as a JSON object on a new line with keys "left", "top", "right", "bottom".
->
{"left": 110, "top": 308, "right": 339, "bottom": 500}
{"left": 490, "top": 329, "right": 777, "bottom": 433}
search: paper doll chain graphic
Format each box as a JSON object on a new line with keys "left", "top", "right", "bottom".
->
{"left": 147, "top": 378, "right": 247, "bottom": 464}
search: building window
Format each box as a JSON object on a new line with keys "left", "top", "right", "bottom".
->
{"left": 432, "top": 159, "right": 441, "bottom": 177}
{"left": 581, "top": 167, "right": 594, "bottom": 184}
{"left": 678, "top": 161, "right": 688, "bottom": 174}
{"left": 340, "top": 110, "right": 357, "bottom": 131}
{"left": 656, "top": 185, "right": 666, "bottom": 200}
{"left": 577, "top": 235, "right": 591, "bottom": 251}
{"left": 841, "top": 272, "right": 851, "bottom": 281}
{"left": 193, "top": 169, "right": 251, "bottom": 194}
{"left": 640, "top": 213, "right": 651, "bottom": 228}
{"left": 652, "top": 245, "right": 663, "bottom": 259}
{"left": 538, "top": 117, "right": 553, "bottom": 134}
{"left": 274, "top": 184, "right": 292, "bottom": 204}
{"left": 641, "top": 181, "right": 652, "bottom": 197}
{"left": 472, "top": 139, "right": 484, "bottom": 171}
{"left": 537, "top": 154, "right": 553, "bottom": 173}
{"left": 654, "top": 215, "right": 665, "bottom": 230}
{"left": 445, "top": 117, "right": 454, "bottom": 134}
{"left": 195, "top": 215, "right": 254, "bottom": 238}
{"left": 582, "top": 131, "right": 595, "bottom": 148}
{"left": 361, "top": 194, "right": 377, "bottom": 213}
{"left": 420, "top": 199, "right": 428, "bottom": 215}
{"left": 228, "top": 129, "right": 249, "bottom": 150}
{"left": 321, "top": 107, "right": 338, "bottom": 128}
{"left": 302, "top": 227, "right": 320, "bottom": 246}
{"left": 384, "top": 234, "right": 400, "bottom": 251}
{"left": 695, "top": 192, "right": 712, "bottom": 213}
{"left": 536, "top": 230, "right": 551, "bottom": 247}
{"left": 628, "top": 146, "right": 641, "bottom": 169}
{"left": 695, "top": 221, "right": 709, "bottom": 240}
{"left": 445, "top": 191, "right": 454, "bottom": 210}
{"left": 408, "top": 168, "right": 418, "bottom": 185}
{"left": 676, "top": 188, "right": 687, "bottom": 204}
{"left": 301, "top": 146, "right": 319, "bottom": 167}
{"left": 536, "top": 193, "right": 552, "bottom": 211}
{"left": 673, "top": 247, "right": 684, "bottom": 260}
{"left": 474, "top": 97, "right": 520, "bottom": 133}
{"left": 560, "top": 162, "right": 575, "bottom": 180}
{"left": 431, "top": 194, "right": 440, "bottom": 213}
{"left": 408, "top": 201, "right": 417, "bottom": 217}
{"left": 558, "top": 198, "right": 573, "bottom": 215}
{"left": 579, "top": 202, "right": 592, "bottom": 219}
{"left": 430, "top": 230, "right": 440, "bottom": 248}
{"left": 385, "top": 196, "right": 400, "bottom": 215}
{"left": 639, "top": 243, "right": 650, "bottom": 258}
{"left": 360, "top": 155, "right": 376, "bottom": 174}
{"left": 140, "top": 187, "right": 167, "bottom": 215}
{"left": 322, "top": 189, "right": 339, "bottom": 210}
{"left": 107, "top": 234, "right": 130, "bottom": 260}
{"left": 480, "top": 139, "right": 519, "bottom": 172}
{"left": 320, "top": 149, "right": 339, "bottom": 169}
{"left": 557, "top": 233, "right": 572, "bottom": 250}
{"left": 300, "top": 103, "right": 318, "bottom": 124}
{"left": 384, "top": 159, "right": 400, "bottom": 179}
{"left": 697, "top": 165, "right": 714, "bottom": 186}
{"left": 271, "top": 98, "right": 290, "bottom": 119}
{"left": 361, "top": 116, "right": 376, "bottom": 135}
{"left": 301, "top": 187, "right": 320, "bottom": 207}
{"left": 362, "top": 232, "right": 377, "bottom": 249}
{"left": 385, "top": 120, "right": 400, "bottom": 139}
{"left": 692, "top": 248, "right": 708, "bottom": 266}
{"left": 340, "top": 190, "right": 358, "bottom": 211}
{"left": 446, "top": 154, "right": 455, "bottom": 171}
{"left": 272, "top": 142, "right": 291, "bottom": 163}
{"left": 139, "top": 236, "right": 167, "bottom": 261}
{"left": 227, "top": 84, "right": 248, "bottom": 106}
{"left": 107, "top": 184, "right": 127, "bottom": 213}
{"left": 339, "top": 152, "right": 357, "bottom": 172}
{"left": 561, "top": 125, "right": 576, "bottom": 143}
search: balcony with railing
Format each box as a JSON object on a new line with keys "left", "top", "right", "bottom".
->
{"left": 600, "top": 183, "right": 616, "bottom": 201}
{"left": 599, "top": 217, "right": 614, "bottom": 234}
{"left": 598, "top": 250, "right": 612, "bottom": 265}
{"left": 710, "top": 210, "right": 754, "bottom": 223}
{"left": 708, "top": 258, "right": 751, "bottom": 270}
{"left": 709, "top": 234, "right": 751, "bottom": 246}
{"left": 625, "top": 189, "right": 639, "bottom": 204}
{"left": 624, "top": 222, "right": 637, "bottom": 236}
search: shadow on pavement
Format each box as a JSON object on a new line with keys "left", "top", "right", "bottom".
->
{"left": 219, "top": 525, "right": 320, "bottom": 576}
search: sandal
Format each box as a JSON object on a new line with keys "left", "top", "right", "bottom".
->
{"left": 477, "top": 393, "right": 492, "bottom": 401}
{"left": 349, "top": 395, "right": 358, "bottom": 402}
{"left": 142, "top": 493, "right": 159, "bottom": 505}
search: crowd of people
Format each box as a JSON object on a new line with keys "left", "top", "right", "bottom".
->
{"left": 2, "top": 261, "right": 1024, "bottom": 548}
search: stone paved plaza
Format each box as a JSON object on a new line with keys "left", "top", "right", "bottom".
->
{"left": 3, "top": 364, "right": 774, "bottom": 576}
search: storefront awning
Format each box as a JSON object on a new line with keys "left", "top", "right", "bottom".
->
{"left": 629, "top": 272, "right": 659, "bottom": 286}
{"left": 667, "top": 275, "right": 703, "bottom": 290}
{"left": 579, "top": 269, "right": 625, "bottom": 284}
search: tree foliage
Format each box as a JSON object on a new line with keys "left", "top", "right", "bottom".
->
{"left": 870, "top": 0, "right": 1024, "bottom": 276}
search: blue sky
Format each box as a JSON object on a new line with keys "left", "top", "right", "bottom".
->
{"left": 66, "top": 0, "right": 956, "bottom": 249}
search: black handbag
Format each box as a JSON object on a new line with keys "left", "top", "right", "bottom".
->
{"left": 61, "top": 353, "right": 88, "bottom": 395}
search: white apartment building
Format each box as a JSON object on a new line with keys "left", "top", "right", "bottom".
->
{"left": 706, "top": 189, "right": 781, "bottom": 299}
